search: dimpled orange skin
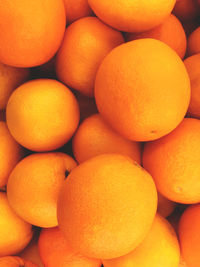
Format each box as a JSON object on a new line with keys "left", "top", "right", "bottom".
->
{"left": 0, "top": 122, "right": 23, "bottom": 187}
{"left": 0, "top": 0, "right": 66, "bottom": 68}
{"left": 72, "top": 114, "right": 142, "bottom": 164}
{"left": 0, "top": 256, "right": 38, "bottom": 267}
{"left": 103, "top": 214, "right": 180, "bottom": 267}
{"left": 7, "top": 152, "right": 77, "bottom": 228}
{"left": 38, "top": 227, "right": 102, "bottom": 267}
{"left": 157, "top": 192, "right": 176, "bottom": 218}
{"left": 126, "top": 14, "right": 187, "bottom": 59}
{"left": 143, "top": 118, "right": 200, "bottom": 204}
{"left": 187, "top": 27, "right": 200, "bottom": 56}
{"left": 0, "top": 63, "right": 29, "bottom": 110}
{"left": 179, "top": 204, "right": 200, "bottom": 267}
{"left": 0, "top": 192, "right": 33, "bottom": 257}
{"left": 184, "top": 54, "right": 200, "bottom": 118}
{"left": 64, "top": 0, "right": 93, "bottom": 25}
{"left": 57, "top": 154, "right": 157, "bottom": 259}
{"left": 95, "top": 39, "right": 191, "bottom": 142}
{"left": 6, "top": 79, "right": 80, "bottom": 152}
{"left": 88, "top": 0, "right": 176, "bottom": 32}
{"left": 173, "top": 0, "right": 200, "bottom": 22}
{"left": 56, "top": 17, "right": 124, "bottom": 97}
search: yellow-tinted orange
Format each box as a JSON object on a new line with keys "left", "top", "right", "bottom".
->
{"left": 7, "top": 152, "right": 77, "bottom": 227}
{"left": 57, "top": 154, "right": 157, "bottom": 259}
{"left": 56, "top": 17, "right": 124, "bottom": 96}
{"left": 72, "top": 114, "right": 142, "bottom": 164}
{"left": 143, "top": 118, "right": 200, "bottom": 203}
{"left": 103, "top": 214, "right": 180, "bottom": 267}
{"left": 95, "top": 39, "right": 190, "bottom": 141}
{"left": 6, "top": 79, "right": 80, "bottom": 152}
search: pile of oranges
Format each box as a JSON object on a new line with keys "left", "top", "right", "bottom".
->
{"left": 0, "top": 0, "right": 200, "bottom": 266}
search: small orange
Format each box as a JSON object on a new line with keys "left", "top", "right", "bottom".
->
{"left": 173, "top": 0, "right": 200, "bottom": 22}
{"left": 187, "top": 26, "right": 200, "bottom": 56}
{"left": 64, "top": 0, "right": 93, "bottom": 25}
{"left": 88, "top": 0, "right": 176, "bottom": 32}
{"left": 95, "top": 39, "right": 190, "bottom": 141}
{"left": 0, "top": 122, "right": 23, "bottom": 187}
{"left": 0, "top": 0, "right": 66, "bottom": 67}
{"left": 0, "top": 192, "right": 33, "bottom": 256}
{"left": 103, "top": 214, "right": 180, "bottom": 267}
{"left": 6, "top": 79, "right": 80, "bottom": 152}
{"left": 0, "top": 256, "right": 38, "bottom": 267}
{"left": 7, "top": 152, "right": 77, "bottom": 227}
{"left": 56, "top": 17, "right": 124, "bottom": 97}
{"left": 0, "top": 63, "right": 29, "bottom": 110}
{"left": 143, "top": 118, "right": 200, "bottom": 204}
{"left": 184, "top": 53, "right": 200, "bottom": 118}
{"left": 72, "top": 113, "right": 142, "bottom": 164}
{"left": 126, "top": 14, "right": 187, "bottom": 59}
{"left": 157, "top": 192, "right": 176, "bottom": 218}
{"left": 179, "top": 204, "right": 200, "bottom": 267}
{"left": 57, "top": 154, "right": 157, "bottom": 259}
{"left": 38, "top": 227, "right": 102, "bottom": 267}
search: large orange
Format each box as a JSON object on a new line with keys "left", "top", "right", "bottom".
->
{"left": 143, "top": 118, "right": 200, "bottom": 204}
{"left": 187, "top": 26, "right": 200, "bottom": 56}
{"left": 0, "top": 122, "right": 23, "bottom": 187}
{"left": 184, "top": 53, "right": 200, "bottom": 118}
{"left": 64, "top": 0, "right": 93, "bottom": 25}
{"left": 103, "top": 214, "right": 180, "bottom": 267}
{"left": 0, "top": 63, "right": 29, "bottom": 110}
{"left": 126, "top": 14, "right": 187, "bottom": 59}
{"left": 38, "top": 227, "right": 102, "bottom": 267}
{"left": 0, "top": 192, "right": 33, "bottom": 256}
{"left": 179, "top": 204, "right": 200, "bottom": 267}
{"left": 88, "top": 0, "right": 176, "bottom": 32}
{"left": 72, "top": 113, "right": 142, "bottom": 164}
{"left": 6, "top": 79, "right": 80, "bottom": 152}
{"left": 0, "top": 0, "right": 66, "bottom": 67}
{"left": 57, "top": 154, "right": 157, "bottom": 259}
{"left": 7, "top": 152, "right": 77, "bottom": 227}
{"left": 56, "top": 17, "right": 124, "bottom": 97}
{"left": 0, "top": 256, "right": 38, "bottom": 267}
{"left": 95, "top": 39, "right": 190, "bottom": 142}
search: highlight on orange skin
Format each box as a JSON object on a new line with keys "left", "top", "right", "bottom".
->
{"left": 72, "top": 113, "right": 142, "bottom": 164}
{"left": 0, "top": 256, "right": 38, "bottom": 267}
{"left": 7, "top": 152, "right": 77, "bottom": 228}
{"left": 0, "top": 192, "right": 33, "bottom": 257}
{"left": 0, "top": 63, "right": 30, "bottom": 110}
{"left": 0, "top": 121, "right": 24, "bottom": 187}
{"left": 6, "top": 79, "right": 80, "bottom": 152}
{"left": 38, "top": 227, "right": 102, "bottom": 267}
{"left": 187, "top": 27, "right": 200, "bottom": 56}
{"left": 126, "top": 14, "right": 187, "bottom": 59}
{"left": 0, "top": 0, "right": 66, "bottom": 68}
{"left": 56, "top": 17, "right": 124, "bottom": 97}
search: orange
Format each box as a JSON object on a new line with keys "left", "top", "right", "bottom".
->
{"left": 0, "top": 192, "right": 33, "bottom": 256}
{"left": 143, "top": 118, "right": 200, "bottom": 204}
{"left": 126, "top": 14, "right": 187, "bottom": 59}
{"left": 6, "top": 79, "right": 80, "bottom": 152}
{"left": 88, "top": 0, "right": 176, "bottom": 32}
{"left": 72, "top": 114, "right": 142, "bottom": 164}
{"left": 64, "top": 0, "right": 93, "bottom": 25}
{"left": 56, "top": 17, "right": 124, "bottom": 97}
{"left": 184, "top": 54, "right": 200, "bottom": 118}
{"left": 0, "top": 63, "right": 29, "bottom": 110}
{"left": 103, "top": 214, "right": 180, "bottom": 267}
{"left": 173, "top": 0, "right": 200, "bottom": 22}
{"left": 0, "top": 122, "right": 23, "bottom": 187}
{"left": 7, "top": 152, "right": 77, "bottom": 227}
{"left": 57, "top": 153, "right": 157, "bottom": 259}
{"left": 0, "top": 0, "right": 66, "bottom": 67}
{"left": 0, "top": 256, "right": 38, "bottom": 267}
{"left": 179, "top": 204, "right": 200, "bottom": 267}
{"left": 38, "top": 227, "right": 102, "bottom": 267}
{"left": 95, "top": 39, "right": 191, "bottom": 142}
{"left": 157, "top": 192, "right": 176, "bottom": 218}
{"left": 187, "top": 27, "right": 200, "bottom": 56}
